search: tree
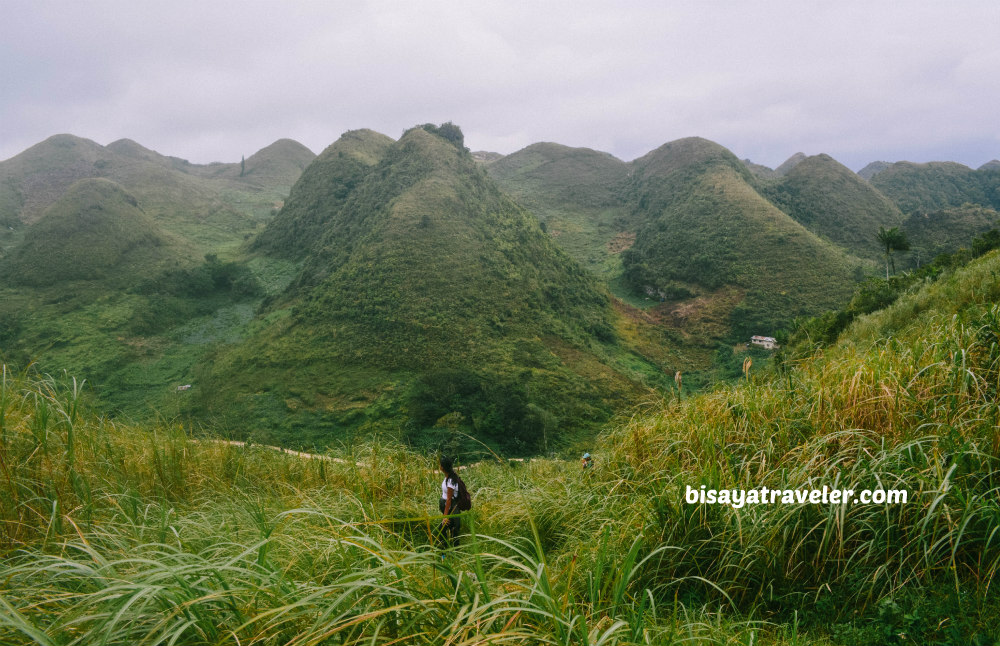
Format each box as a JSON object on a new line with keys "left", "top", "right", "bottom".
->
{"left": 876, "top": 226, "right": 910, "bottom": 278}
{"left": 240, "top": 155, "right": 246, "bottom": 177}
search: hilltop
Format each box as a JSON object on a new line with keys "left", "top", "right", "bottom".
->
{"left": 487, "top": 142, "right": 630, "bottom": 280}
{"left": 488, "top": 137, "right": 878, "bottom": 358}
{"left": 620, "top": 137, "right": 862, "bottom": 338}
{"left": 0, "top": 178, "right": 190, "bottom": 287}
{"left": 0, "top": 133, "right": 314, "bottom": 251}
{"left": 774, "top": 151, "right": 807, "bottom": 176}
{"left": 858, "top": 160, "right": 891, "bottom": 180}
{"left": 192, "top": 125, "right": 666, "bottom": 453}
{"left": 251, "top": 129, "right": 395, "bottom": 259}
{"left": 760, "top": 153, "right": 904, "bottom": 258}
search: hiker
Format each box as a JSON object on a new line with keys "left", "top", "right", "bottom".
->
{"left": 438, "top": 456, "right": 464, "bottom": 548}
{"left": 581, "top": 452, "right": 593, "bottom": 470}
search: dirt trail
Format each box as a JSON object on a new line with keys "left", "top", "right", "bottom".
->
{"left": 203, "top": 439, "right": 526, "bottom": 470}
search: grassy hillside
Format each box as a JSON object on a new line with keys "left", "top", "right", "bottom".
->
{"left": 251, "top": 129, "right": 395, "bottom": 259}
{"left": 487, "top": 143, "right": 630, "bottom": 282}
{"left": 870, "top": 161, "right": 1000, "bottom": 214}
{"left": 857, "top": 161, "right": 891, "bottom": 180}
{"left": 760, "top": 154, "right": 904, "bottom": 258}
{"left": 0, "top": 133, "right": 314, "bottom": 253}
{"left": 621, "top": 138, "right": 863, "bottom": 339}
{"left": 0, "top": 134, "right": 315, "bottom": 421}
{"left": 0, "top": 178, "right": 189, "bottom": 287}
{"left": 902, "top": 204, "right": 999, "bottom": 263}
{"left": 774, "top": 152, "right": 807, "bottom": 176}
{"left": 194, "top": 126, "right": 664, "bottom": 454}
{"left": 742, "top": 158, "right": 780, "bottom": 179}
{"left": 2, "top": 251, "right": 998, "bottom": 644}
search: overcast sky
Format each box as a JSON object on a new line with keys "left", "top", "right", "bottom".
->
{"left": 3, "top": 1, "right": 998, "bottom": 171}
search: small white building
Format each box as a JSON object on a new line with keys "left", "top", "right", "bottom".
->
{"left": 750, "top": 335, "right": 779, "bottom": 350}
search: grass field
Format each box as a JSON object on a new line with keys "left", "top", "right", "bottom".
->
{"left": 2, "top": 250, "right": 999, "bottom": 645}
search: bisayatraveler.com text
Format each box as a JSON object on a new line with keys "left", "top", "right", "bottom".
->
{"left": 685, "top": 485, "right": 907, "bottom": 509}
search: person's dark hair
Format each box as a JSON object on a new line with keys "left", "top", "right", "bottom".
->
{"left": 439, "top": 455, "right": 457, "bottom": 481}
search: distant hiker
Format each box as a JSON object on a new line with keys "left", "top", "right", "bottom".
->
{"left": 581, "top": 452, "right": 593, "bottom": 470}
{"left": 438, "top": 456, "right": 471, "bottom": 549}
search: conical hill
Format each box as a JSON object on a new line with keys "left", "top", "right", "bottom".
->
{"left": 1, "top": 178, "right": 187, "bottom": 287}
{"left": 195, "top": 125, "right": 651, "bottom": 453}
{"left": 621, "top": 138, "right": 861, "bottom": 337}
{"left": 0, "top": 134, "right": 312, "bottom": 251}
{"left": 486, "top": 143, "right": 630, "bottom": 278}
{"left": 762, "top": 153, "right": 904, "bottom": 258}
{"left": 251, "top": 129, "right": 394, "bottom": 259}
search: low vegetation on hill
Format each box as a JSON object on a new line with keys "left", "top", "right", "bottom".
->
{"left": 902, "top": 204, "right": 999, "bottom": 264}
{"left": 759, "top": 154, "right": 904, "bottom": 258}
{"left": 621, "top": 138, "right": 862, "bottom": 339}
{"left": 192, "top": 125, "right": 669, "bottom": 454}
{"left": 2, "top": 247, "right": 998, "bottom": 645}
{"left": 870, "top": 161, "right": 1000, "bottom": 215}
{"left": 0, "top": 178, "right": 189, "bottom": 287}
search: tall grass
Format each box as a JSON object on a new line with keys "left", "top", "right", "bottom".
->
{"left": 2, "top": 254, "right": 999, "bottom": 644}
{"left": 1, "top": 368, "right": 764, "bottom": 645}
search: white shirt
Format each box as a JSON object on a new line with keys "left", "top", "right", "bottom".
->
{"left": 441, "top": 476, "right": 458, "bottom": 499}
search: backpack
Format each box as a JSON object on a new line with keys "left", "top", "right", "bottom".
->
{"left": 454, "top": 475, "right": 472, "bottom": 511}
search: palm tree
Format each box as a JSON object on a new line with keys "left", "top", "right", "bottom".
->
{"left": 876, "top": 226, "right": 910, "bottom": 279}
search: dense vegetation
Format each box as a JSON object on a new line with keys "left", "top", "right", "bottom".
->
{"left": 0, "top": 136, "right": 313, "bottom": 423}
{"left": 0, "top": 178, "right": 186, "bottom": 287}
{"left": 784, "top": 225, "right": 1000, "bottom": 355}
{"left": 870, "top": 161, "right": 1000, "bottom": 215}
{"left": 621, "top": 138, "right": 862, "bottom": 340}
{"left": 487, "top": 142, "right": 630, "bottom": 282}
{"left": 4, "top": 128, "right": 1000, "bottom": 461}
{"left": 191, "top": 125, "right": 667, "bottom": 454}
{"left": 251, "top": 129, "right": 395, "bottom": 259}
{"left": 2, "top": 246, "right": 999, "bottom": 644}
{"left": 758, "top": 154, "right": 904, "bottom": 258}
{"left": 901, "top": 204, "right": 999, "bottom": 265}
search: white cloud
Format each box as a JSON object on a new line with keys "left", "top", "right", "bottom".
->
{"left": 2, "top": 1, "right": 998, "bottom": 169}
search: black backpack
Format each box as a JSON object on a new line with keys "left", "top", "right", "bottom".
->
{"left": 454, "top": 475, "right": 472, "bottom": 511}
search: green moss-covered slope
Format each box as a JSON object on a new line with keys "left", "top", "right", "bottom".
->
{"left": 486, "top": 142, "right": 631, "bottom": 281}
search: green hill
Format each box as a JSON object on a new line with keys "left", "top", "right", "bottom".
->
{"left": 0, "top": 134, "right": 115, "bottom": 225}
{"left": 193, "top": 125, "right": 659, "bottom": 453}
{"left": 761, "top": 153, "right": 904, "bottom": 258}
{"left": 237, "top": 138, "right": 316, "bottom": 186}
{"left": 487, "top": 142, "right": 628, "bottom": 217}
{"left": 858, "top": 160, "right": 891, "bottom": 180}
{"left": 106, "top": 136, "right": 315, "bottom": 188}
{"left": 0, "top": 134, "right": 313, "bottom": 253}
{"left": 740, "top": 158, "right": 779, "bottom": 179}
{"left": 774, "top": 151, "right": 807, "bottom": 176}
{"left": 621, "top": 138, "right": 863, "bottom": 338}
{"left": 902, "top": 203, "right": 999, "bottom": 262}
{"left": 487, "top": 142, "right": 630, "bottom": 279}
{"left": 251, "top": 129, "right": 395, "bottom": 259}
{"left": 0, "top": 178, "right": 187, "bottom": 287}
{"left": 2, "top": 250, "right": 997, "bottom": 645}
{"left": 870, "top": 161, "right": 1000, "bottom": 213}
